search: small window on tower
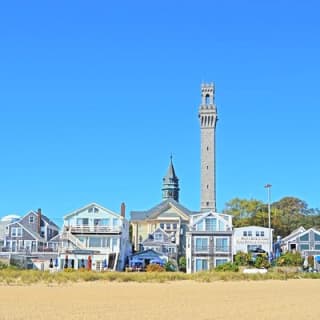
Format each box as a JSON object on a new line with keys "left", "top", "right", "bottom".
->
{"left": 205, "top": 94, "right": 210, "bottom": 105}
{"left": 206, "top": 202, "right": 209, "bottom": 206}
{"left": 206, "top": 146, "right": 209, "bottom": 151}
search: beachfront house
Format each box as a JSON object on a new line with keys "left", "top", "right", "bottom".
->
{"left": 3, "top": 209, "right": 59, "bottom": 253}
{"left": 58, "top": 202, "right": 130, "bottom": 271}
{"left": 186, "top": 211, "right": 233, "bottom": 273}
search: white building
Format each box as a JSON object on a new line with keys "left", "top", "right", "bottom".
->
{"left": 186, "top": 211, "right": 233, "bottom": 273}
{"left": 58, "top": 202, "right": 130, "bottom": 271}
{"left": 233, "top": 226, "right": 273, "bottom": 255}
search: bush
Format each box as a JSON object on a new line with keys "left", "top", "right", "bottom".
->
{"left": 276, "top": 252, "right": 303, "bottom": 266}
{"left": 234, "top": 252, "right": 252, "bottom": 266}
{"left": 145, "top": 264, "right": 165, "bottom": 272}
{"left": 215, "top": 262, "right": 239, "bottom": 272}
{"left": 254, "top": 255, "right": 270, "bottom": 269}
{"left": 178, "top": 257, "right": 186, "bottom": 272}
{"left": 164, "top": 260, "right": 176, "bottom": 272}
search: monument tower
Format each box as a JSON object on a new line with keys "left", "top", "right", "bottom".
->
{"left": 199, "top": 83, "right": 217, "bottom": 212}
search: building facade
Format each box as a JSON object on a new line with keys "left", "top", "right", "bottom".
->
{"left": 186, "top": 211, "right": 233, "bottom": 273}
{"left": 199, "top": 83, "right": 218, "bottom": 212}
{"left": 59, "top": 202, "right": 130, "bottom": 271}
{"left": 3, "top": 209, "right": 59, "bottom": 253}
{"left": 233, "top": 226, "right": 273, "bottom": 255}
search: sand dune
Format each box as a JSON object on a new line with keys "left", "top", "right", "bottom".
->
{"left": 0, "top": 280, "right": 318, "bottom": 319}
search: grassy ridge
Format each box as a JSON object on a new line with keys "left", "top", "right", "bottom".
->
{"left": 0, "top": 268, "right": 320, "bottom": 285}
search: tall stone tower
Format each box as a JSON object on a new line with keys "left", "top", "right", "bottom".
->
{"left": 199, "top": 83, "right": 217, "bottom": 212}
{"left": 162, "top": 156, "right": 180, "bottom": 202}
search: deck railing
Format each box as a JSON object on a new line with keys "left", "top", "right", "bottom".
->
{"left": 64, "top": 225, "right": 121, "bottom": 234}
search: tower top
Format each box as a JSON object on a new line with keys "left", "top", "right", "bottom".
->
{"left": 162, "top": 156, "right": 180, "bottom": 202}
{"left": 200, "top": 82, "right": 215, "bottom": 108}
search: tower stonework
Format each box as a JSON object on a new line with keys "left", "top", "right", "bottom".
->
{"left": 199, "top": 83, "right": 217, "bottom": 212}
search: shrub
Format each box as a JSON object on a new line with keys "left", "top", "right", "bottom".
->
{"left": 254, "top": 255, "right": 270, "bottom": 269}
{"left": 276, "top": 252, "right": 303, "bottom": 266}
{"left": 234, "top": 252, "right": 252, "bottom": 266}
{"left": 215, "top": 262, "right": 239, "bottom": 272}
{"left": 178, "top": 257, "right": 186, "bottom": 272}
{"left": 164, "top": 260, "right": 176, "bottom": 272}
{"left": 146, "top": 264, "right": 165, "bottom": 272}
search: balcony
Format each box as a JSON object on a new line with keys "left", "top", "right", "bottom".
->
{"left": 64, "top": 225, "right": 121, "bottom": 234}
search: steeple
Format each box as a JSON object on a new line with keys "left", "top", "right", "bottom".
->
{"left": 162, "top": 155, "right": 180, "bottom": 202}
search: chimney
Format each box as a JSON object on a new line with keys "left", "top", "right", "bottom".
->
{"left": 37, "top": 208, "right": 42, "bottom": 236}
{"left": 121, "top": 202, "right": 126, "bottom": 218}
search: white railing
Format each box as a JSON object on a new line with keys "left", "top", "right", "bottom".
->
{"left": 64, "top": 226, "right": 121, "bottom": 234}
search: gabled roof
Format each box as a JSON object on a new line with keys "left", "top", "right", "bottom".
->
{"left": 131, "top": 199, "right": 197, "bottom": 221}
{"left": 142, "top": 228, "right": 174, "bottom": 246}
{"left": 64, "top": 202, "right": 121, "bottom": 220}
{"left": 282, "top": 227, "right": 320, "bottom": 242}
{"left": 281, "top": 226, "right": 306, "bottom": 242}
{"left": 130, "top": 249, "right": 166, "bottom": 259}
{"left": 190, "top": 210, "right": 232, "bottom": 230}
{"left": 6, "top": 209, "right": 60, "bottom": 238}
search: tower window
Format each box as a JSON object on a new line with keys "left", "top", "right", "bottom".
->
{"left": 206, "top": 146, "right": 209, "bottom": 151}
{"left": 206, "top": 185, "right": 209, "bottom": 189}
{"left": 206, "top": 202, "right": 209, "bottom": 206}
{"left": 205, "top": 94, "right": 210, "bottom": 105}
{"left": 206, "top": 166, "right": 208, "bottom": 170}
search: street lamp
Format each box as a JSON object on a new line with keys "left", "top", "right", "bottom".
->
{"left": 264, "top": 184, "right": 272, "bottom": 259}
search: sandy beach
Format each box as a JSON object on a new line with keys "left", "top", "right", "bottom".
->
{"left": 0, "top": 279, "right": 319, "bottom": 319}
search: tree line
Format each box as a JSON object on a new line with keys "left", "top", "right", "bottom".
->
{"left": 222, "top": 196, "right": 320, "bottom": 239}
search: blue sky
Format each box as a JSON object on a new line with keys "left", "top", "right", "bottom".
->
{"left": 0, "top": 0, "right": 319, "bottom": 226}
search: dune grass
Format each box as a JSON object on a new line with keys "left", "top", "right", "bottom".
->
{"left": 0, "top": 267, "right": 320, "bottom": 285}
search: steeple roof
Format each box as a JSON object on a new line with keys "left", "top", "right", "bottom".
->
{"left": 163, "top": 155, "right": 178, "bottom": 184}
{"left": 162, "top": 156, "right": 179, "bottom": 202}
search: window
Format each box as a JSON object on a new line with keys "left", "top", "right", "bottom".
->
{"left": 256, "top": 231, "right": 260, "bottom": 237}
{"left": 29, "top": 216, "right": 34, "bottom": 224}
{"left": 160, "top": 223, "right": 164, "bottom": 229}
{"left": 112, "top": 218, "right": 119, "bottom": 227}
{"left": 88, "top": 208, "right": 93, "bottom": 213}
{"left": 77, "top": 218, "right": 89, "bottom": 226}
{"left": 154, "top": 233, "right": 163, "bottom": 241}
{"left": 261, "top": 231, "right": 265, "bottom": 237}
{"left": 172, "top": 223, "right": 177, "bottom": 230}
{"left": 215, "top": 238, "right": 229, "bottom": 252}
{"left": 94, "top": 207, "right": 99, "bottom": 213}
{"left": 205, "top": 218, "right": 216, "bottom": 232}
{"left": 11, "top": 227, "right": 22, "bottom": 237}
{"left": 315, "top": 244, "right": 320, "bottom": 250}
{"left": 112, "top": 238, "right": 118, "bottom": 251}
{"left": 168, "top": 247, "right": 175, "bottom": 253}
{"left": 195, "top": 237, "right": 208, "bottom": 252}
{"left": 300, "top": 234, "right": 309, "bottom": 242}
{"left": 248, "top": 231, "right": 252, "bottom": 237}
{"left": 89, "top": 237, "right": 102, "bottom": 247}
{"left": 195, "top": 259, "right": 208, "bottom": 272}
{"left": 196, "top": 220, "right": 204, "bottom": 231}
{"left": 166, "top": 224, "right": 171, "bottom": 230}
{"left": 243, "top": 231, "right": 247, "bottom": 237}
{"left": 300, "top": 244, "right": 309, "bottom": 251}
{"left": 315, "top": 233, "right": 320, "bottom": 241}
{"left": 215, "top": 259, "right": 228, "bottom": 267}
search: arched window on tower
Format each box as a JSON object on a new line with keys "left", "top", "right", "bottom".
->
{"left": 205, "top": 94, "right": 210, "bottom": 105}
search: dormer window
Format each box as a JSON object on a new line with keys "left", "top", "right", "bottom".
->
{"left": 154, "top": 233, "right": 163, "bottom": 241}
{"left": 29, "top": 216, "right": 34, "bottom": 224}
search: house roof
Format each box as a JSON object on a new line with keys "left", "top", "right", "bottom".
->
{"left": 142, "top": 228, "right": 175, "bottom": 246}
{"left": 190, "top": 210, "right": 233, "bottom": 230}
{"left": 131, "top": 199, "right": 197, "bottom": 221}
{"left": 281, "top": 226, "right": 306, "bottom": 242}
{"left": 63, "top": 202, "right": 122, "bottom": 220}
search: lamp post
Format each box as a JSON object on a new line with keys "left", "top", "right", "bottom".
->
{"left": 264, "top": 184, "right": 272, "bottom": 260}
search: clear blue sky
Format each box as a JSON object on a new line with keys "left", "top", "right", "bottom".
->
{"left": 0, "top": 0, "right": 319, "bottom": 226}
